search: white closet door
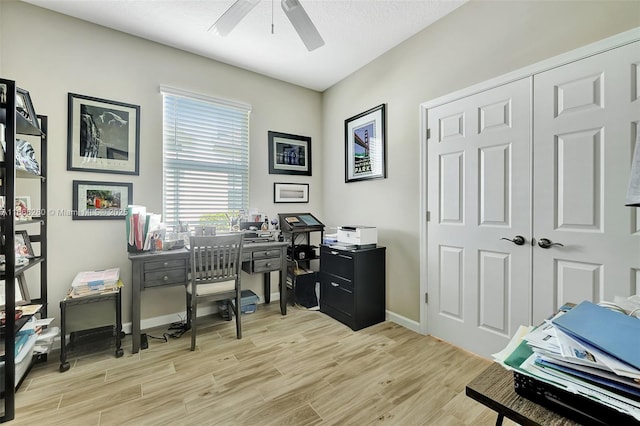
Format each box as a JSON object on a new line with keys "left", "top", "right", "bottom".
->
{"left": 427, "top": 78, "right": 532, "bottom": 356}
{"left": 532, "top": 41, "right": 640, "bottom": 324}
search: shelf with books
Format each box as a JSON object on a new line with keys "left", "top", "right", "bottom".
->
{"left": 0, "top": 78, "right": 48, "bottom": 422}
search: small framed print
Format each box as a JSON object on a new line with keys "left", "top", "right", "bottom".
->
{"left": 67, "top": 93, "right": 140, "bottom": 175}
{"left": 345, "top": 104, "right": 387, "bottom": 182}
{"left": 268, "top": 131, "right": 312, "bottom": 176}
{"left": 15, "top": 230, "right": 34, "bottom": 258}
{"left": 16, "top": 87, "right": 40, "bottom": 133}
{"left": 274, "top": 183, "right": 309, "bottom": 203}
{"left": 72, "top": 180, "right": 132, "bottom": 220}
{"left": 15, "top": 196, "right": 31, "bottom": 221}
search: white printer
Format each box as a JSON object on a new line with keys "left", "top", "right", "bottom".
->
{"left": 337, "top": 226, "right": 377, "bottom": 247}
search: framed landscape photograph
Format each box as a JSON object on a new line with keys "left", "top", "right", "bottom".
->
{"left": 345, "top": 104, "right": 387, "bottom": 182}
{"left": 72, "top": 180, "right": 132, "bottom": 220}
{"left": 67, "top": 93, "right": 140, "bottom": 175}
{"left": 274, "top": 183, "right": 309, "bottom": 203}
{"left": 268, "top": 131, "right": 312, "bottom": 176}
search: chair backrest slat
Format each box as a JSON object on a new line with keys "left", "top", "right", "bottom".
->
{"left": 189, "top": 234, "right": 244, "bottom": 285}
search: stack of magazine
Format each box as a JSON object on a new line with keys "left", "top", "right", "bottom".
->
{"left": 493, "top": 300, "right": 640, "bottom": 423}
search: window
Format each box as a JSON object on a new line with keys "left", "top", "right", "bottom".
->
{"left": 161, "top": 86, "right": 250, "bottom": 229}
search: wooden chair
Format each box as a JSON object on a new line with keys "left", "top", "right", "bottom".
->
{"left": 186, "top": 233, "right": 244, "bottom": 351}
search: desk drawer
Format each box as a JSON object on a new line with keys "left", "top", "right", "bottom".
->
{"left": 144, "top": 268, "right": 186, "bottom": 287}
{"left": 144, "top": 258, "right": 187, "bottom": 272}
{"left": 252, "top": 257, "right": 281, "bottom": 273}
{"left": 252, "top": 249, "right": 281, "bottom": 260}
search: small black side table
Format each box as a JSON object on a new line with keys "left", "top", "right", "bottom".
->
{"left": 59, "top": 288, "right": 123, "bottom": 372}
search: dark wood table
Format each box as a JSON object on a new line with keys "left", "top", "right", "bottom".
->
{"left": 466, "top": 363, "right": 580, "bottom": 426}
{"left": 128, "top": 240, "right": 288, "bottom": 354}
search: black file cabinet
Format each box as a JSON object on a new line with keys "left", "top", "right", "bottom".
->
{"left": 319, "top": 245, "right": 386, "bottom": 331}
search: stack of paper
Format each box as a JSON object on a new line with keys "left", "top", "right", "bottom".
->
{"left": 493, "top": 301, "right": 640, "bottom": 422}
{"left": 70, "top": 268, "right": 121, "bottom": 298}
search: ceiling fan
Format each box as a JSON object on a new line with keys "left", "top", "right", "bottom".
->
{"left": 209, "top": 0, "right": 325, "bottom": 51}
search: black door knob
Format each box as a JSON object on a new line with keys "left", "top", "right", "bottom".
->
{"left": 538, "top": 238, "right": 564, "bottom": 249}
{"left": 500, "top": 235, "right": 526, "bottom": 246}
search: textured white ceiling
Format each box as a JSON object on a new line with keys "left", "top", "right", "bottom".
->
{"left": 22, "top": 0, "right": 467, "bottom": 91}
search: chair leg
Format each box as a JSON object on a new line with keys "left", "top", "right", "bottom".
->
{"left": 235, "top": 286, "right": 242, "bottom": 339}
{"left": 190, "top": 299, "right": 197, "bottom": 351}
{"left": 185, "top": 292, "right": 192, "bottom": 330}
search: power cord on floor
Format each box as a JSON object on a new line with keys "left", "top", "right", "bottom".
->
{"left": 145, "top": 316, "right": 190, "bottom": 343}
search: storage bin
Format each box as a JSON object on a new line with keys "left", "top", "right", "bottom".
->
{"left": 0, "top": 332, "right": 37, "bottom": 392}
{"left": 218, "top": 290, "right": 259, "bottom": 320}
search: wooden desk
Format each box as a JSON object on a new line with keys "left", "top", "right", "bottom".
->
{"left": 466, "top": 363, "right": 579, "bottom": 426}
{"left": 128, "top": 240, "right": 288, "bottom": 354}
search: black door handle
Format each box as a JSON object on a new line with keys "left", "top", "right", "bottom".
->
{"left": 500, "top": 235, "right": 526, "bottom": 246}
{"left": 538, "top": 238, "right": 564, "bottom": 249}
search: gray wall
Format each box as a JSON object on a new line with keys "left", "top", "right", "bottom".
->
{"left": 321, "top": 0, "right": 640, "bottom": 325}
{"left": 0, "top": 0, "right": 323, "bottom": 326}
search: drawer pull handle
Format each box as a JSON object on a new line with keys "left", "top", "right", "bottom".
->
{"left": 163, "top": 262, "right": 169, "bottom": 267}
{"left": 331, "top": 282, "right": 339, "bottom": 287}
{"left": 163, "top": 276, "right": 169, "bottom": 281}
{"left": 265, "top": 263, "right": 271, "bottom": 267}
{"left": 265, "top": 251, "right": 271, "bottom": 256}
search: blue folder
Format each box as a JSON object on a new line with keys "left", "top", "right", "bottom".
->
{"left": 552, "top": 301, "right": 640, "bottom": 370}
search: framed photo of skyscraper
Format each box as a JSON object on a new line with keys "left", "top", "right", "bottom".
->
{"left": 345, "top": 104, "right": 386, "bottom": 182}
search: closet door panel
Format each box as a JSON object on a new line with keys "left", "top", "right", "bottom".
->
{"left": 427, "top": 77, "right": 532, "bottom": 357}
{"left": 532, "top": 41, "right": 640, "bottom": 324}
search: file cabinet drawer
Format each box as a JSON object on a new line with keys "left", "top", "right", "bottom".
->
{"left": 320, "top": 246, "right": 354, "bottom": 280}
{"left": 321, "top": 275, "right": 354, "bottom": 315}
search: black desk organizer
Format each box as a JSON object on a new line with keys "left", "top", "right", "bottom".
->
{"left": 513, "top": 371, "right": 639, "bottom": 425}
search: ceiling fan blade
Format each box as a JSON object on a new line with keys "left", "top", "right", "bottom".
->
{"left": 209, "top": 0, "right": 261, "bottom": 36}
{"left": 281, "top": 0, "right": 325, "bottom": 51}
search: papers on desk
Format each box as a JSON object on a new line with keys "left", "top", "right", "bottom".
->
{"left": 493, "top": 301, "right": 640, "bottom": 422}
{"left": 126, "top": 205, "right": 163, "bottom": 252}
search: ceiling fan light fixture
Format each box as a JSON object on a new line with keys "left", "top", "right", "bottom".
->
{"left": 209, "top": 0, "right": 261, "bottom": 36}
{"left": 281, "top": 0, "right": 325, "bottom": 51}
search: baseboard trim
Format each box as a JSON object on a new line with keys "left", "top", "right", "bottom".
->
{"left": 386, "top": 310, "right": 421, "bottom": 334}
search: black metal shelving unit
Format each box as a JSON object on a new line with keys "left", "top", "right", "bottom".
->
{"left": 0, "top": 79, "right": 48, "bottom": 422}
{"left": 277, "top": 213, "right": 324, "bottom": 306}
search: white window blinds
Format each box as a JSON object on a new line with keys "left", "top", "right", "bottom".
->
{"left": 161, "top": 86, "right": 250, "bottom": 228}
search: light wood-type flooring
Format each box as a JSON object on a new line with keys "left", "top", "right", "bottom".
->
{"left": 11, "top": 303, "right": 519, "bottom": 425}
